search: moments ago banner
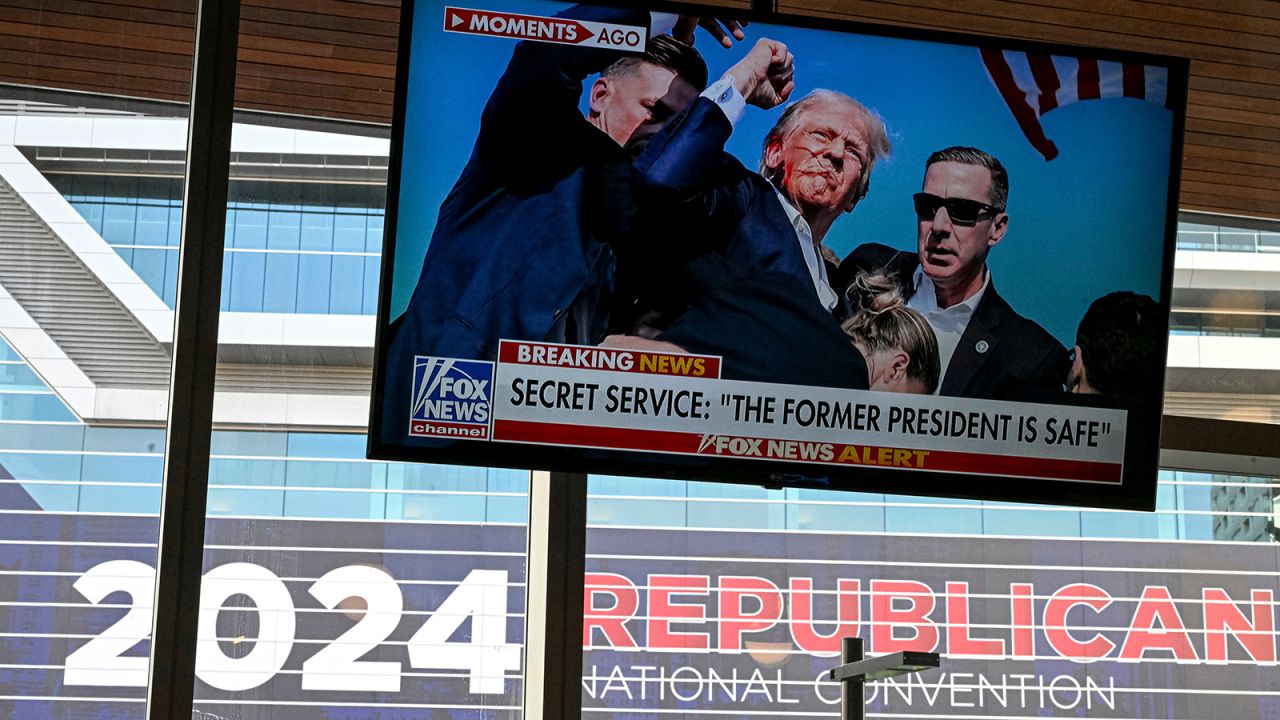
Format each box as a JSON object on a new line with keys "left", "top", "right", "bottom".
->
{"left": 369, "top": 0, "right": 1188, "bottom": 509}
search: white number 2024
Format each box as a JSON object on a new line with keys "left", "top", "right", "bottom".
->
{"left": 63, "top": 562, "right": 520, "bottom": 694}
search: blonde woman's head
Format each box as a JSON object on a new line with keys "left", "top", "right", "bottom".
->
{"left": 842, "top": 271, "right": 940, "bottom": 394}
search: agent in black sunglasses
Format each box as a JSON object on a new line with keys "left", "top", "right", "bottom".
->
{"left": 840, "top": 146, "right": 1069, "bottom": 403}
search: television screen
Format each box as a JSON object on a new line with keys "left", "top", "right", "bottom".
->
{"left": 369, "top": 0, "right": 1188, "bottom": 510}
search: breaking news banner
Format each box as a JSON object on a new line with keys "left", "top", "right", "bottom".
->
{"left": 370, "top": 0, "right": 1187, "bottom": 509}
{"left": 483, "top": 340, "right": 1126, "bottom": 484}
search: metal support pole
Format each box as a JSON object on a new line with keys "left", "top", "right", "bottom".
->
{"left": 523, "top": 470, "right": 589, "bottom": 719}
{"left": 145, "top": 0, "right": 239, "bottom": 718}
{"left": 841, "top": 636, "right": 865, "bottom": 720}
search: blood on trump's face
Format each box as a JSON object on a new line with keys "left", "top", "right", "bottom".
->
{"left": 765, "top": 98, "right": 871, "bottom": 218}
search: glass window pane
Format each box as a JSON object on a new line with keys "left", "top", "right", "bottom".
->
{"left": 884, "top": 494, "right": 983, "bottom": 534}
{"left": 227, "top": 251, "right": 266, "bottom": 312}
{"left": 212, "top": 430, "right": 289, "bottom": 456}
{"left": 0, "top": 363, "right": 52, "bottom": 391}
{"left": 267, "top": 209, "right": 301, "bottom": 250}
{"left": 296, "top": 254, "right": 332, "bottom": 313}
{"left": 136, "top": 204, "right": 171, "bottom": 246}
{"left": 286, "top": 432, "right": 366, "bottom": 458}
{"left": 73, "top": 200, "right": 105, "bottom": 233}
{"left": 0, "top": 423, "right": 84, "bottom": 452}
{"left": 329, "top": 255, "right": 365, "bottom": 314}
{"left": 169, "top": 206, "right": 184, "bottom": 246}
{"left": 132, "top": 247, "right": 169, "bottom": 298}
{"left": 363, "top": 255, "right": 380, "bottom": 314}
{"left": 262, "top": 253, "right": 300, "bottom": 313}
{"left": 300, "top": 211, "right": 335, "bottom": 251}
{"left": 787, "top": 489, "right": 886, "bottom": 532}
{"left": 982, "top": 504, "right": 1082, "bottom": 537}
{"left": 366, "top": 214, "right": 384, "bottom": 253}
{"left": 163, "top": 246, "right": 181, "bottom": 306}
{"left": 233, "top": 208, "right": 268, "bottom": 249}
{"left": 0, "top": 393, "right": 77, "bottom": 422}
{"left": 101, "top": 202, "right": 137, "bottom": 244}
{"left": 333, "top": 213, "right": 367, "bottom": 252}
{"left": 84, "top": 427, "right": 166, "bottom": 453}
{"left": 0, "top": 451, "right": 84, "bottom": 484}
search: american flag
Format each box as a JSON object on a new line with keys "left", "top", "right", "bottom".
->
{"left": 981, "top": 48, "right": 1170, "bottom": 160}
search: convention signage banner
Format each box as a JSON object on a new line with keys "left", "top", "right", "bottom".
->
{"left": 369, "top": 0, "right": 1189, "bottom": 509}
{"left": 4, "top": 514, "right": 1275, "bottom": 719}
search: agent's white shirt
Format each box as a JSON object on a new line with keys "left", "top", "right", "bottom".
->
{"left": 907, "top": 267, "right": 989, "bottom": 393}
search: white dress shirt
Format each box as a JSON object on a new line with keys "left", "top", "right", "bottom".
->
{"left": 771, "top": 189, "right": 840, "bottom": 312}
{"left": 907, "top": 267, "right": 989, "bottom": 393}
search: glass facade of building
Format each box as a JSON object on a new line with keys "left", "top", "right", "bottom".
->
{"left": 1177, "top": 221, "right": 1280, "bottom": 254}
{"left": 50, "top": 174, "right": 384, "bottom": 314}
{"left": 52, "top": 171, "right": 1280, "bottom": 352}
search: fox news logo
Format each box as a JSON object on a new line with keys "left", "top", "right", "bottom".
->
{"left": 409, "top": 357, "right": 493, "bottom": 440}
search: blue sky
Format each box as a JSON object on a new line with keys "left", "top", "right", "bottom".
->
{"left": 392, "top": 0, "right": 1177, "bottom": 346}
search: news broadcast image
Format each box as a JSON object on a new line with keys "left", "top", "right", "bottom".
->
{"left": 369, "top": 0, "right": 1185, "bottom": 509}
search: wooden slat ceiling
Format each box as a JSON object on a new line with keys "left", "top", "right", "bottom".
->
{"left": 0, "top": 0, "right": 1275, "bottom": 220}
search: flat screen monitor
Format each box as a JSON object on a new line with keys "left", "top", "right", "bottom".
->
{"left": 369, "top": 0, "right": 1188, "bottom": 510}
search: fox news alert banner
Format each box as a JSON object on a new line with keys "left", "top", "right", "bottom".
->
{"left": 370, "top": 0, "right": 1187, "bottom": 510}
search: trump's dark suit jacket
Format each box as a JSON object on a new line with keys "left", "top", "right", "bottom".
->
{"left": 843, "top": 243, "right": 1069, "bottom": 402}
{"left": 614, "top": 96, "right": 816, "bottom": 333}
{"left": 659, "top": 270, "right": 870, "bottom": 390}
{"left": 622, "top": 98, "right": 858, "bottom": 388}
